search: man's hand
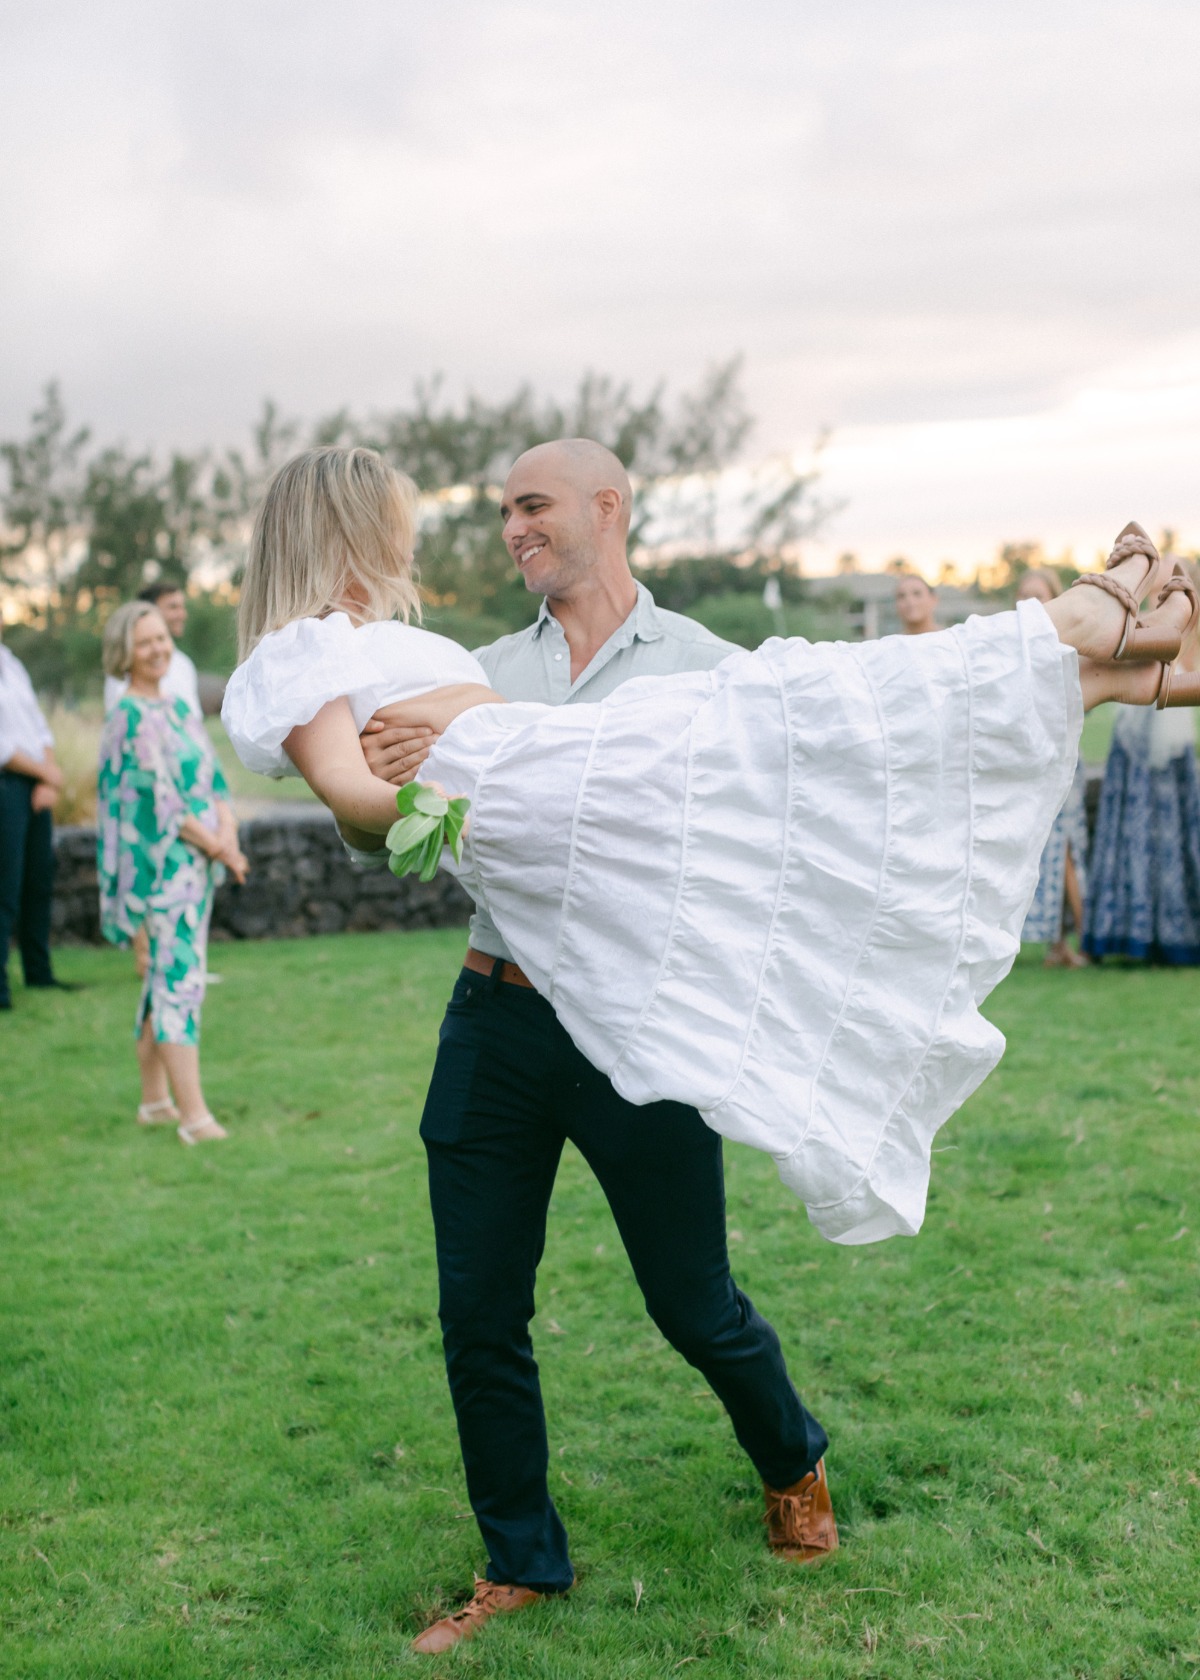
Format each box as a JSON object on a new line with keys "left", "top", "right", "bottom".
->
{"left": 360, "top": 684, "right": 503, "bottom": 787}
{"left": 31, "top": 781, "right": 59, "bottom": 813}
{"left": 360, "top": 716, "right": 437, "bottom": 787}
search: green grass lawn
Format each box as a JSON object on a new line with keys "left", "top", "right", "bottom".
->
{"left": 2, "top": 934, "right": 1198, "bottom": 1679}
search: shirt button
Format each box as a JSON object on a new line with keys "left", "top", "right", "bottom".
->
{"left": 554, "top": 653, "right": 563, "bottom": 661}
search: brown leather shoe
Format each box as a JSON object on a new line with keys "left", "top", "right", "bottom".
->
{"left": 764, "top": 1458, "right": 839, "bottom": 1563}
{"left": 411, "top": 1576, "right": 547, "bottom": 1654}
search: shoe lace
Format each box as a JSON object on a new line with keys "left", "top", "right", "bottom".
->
{"left": 772, "top": 1480, "right": 815, "bottom": 1541}
{"left": 449, "top": 1578, "right": 508, "bottom": 1626}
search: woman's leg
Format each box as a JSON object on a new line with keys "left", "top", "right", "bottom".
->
{"left": 1042, "top": 545, "right": 1192, "bottom": 709}
{"left": 135, "top": 1013, "right": 173, "bottom": 1106}
{"left": 158, "top": 1042, "right": 209, "bottom": 1121}
{"left": 144, "top": 893, "right": 224, "bottom": 1137}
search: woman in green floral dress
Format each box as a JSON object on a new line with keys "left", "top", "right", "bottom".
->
{"left": 98, "top": 602, "right": 248, "bottom": 1144}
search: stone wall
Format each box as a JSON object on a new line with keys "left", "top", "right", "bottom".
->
{"left": 51, "top": 812, "right": 474, "bottom": 946}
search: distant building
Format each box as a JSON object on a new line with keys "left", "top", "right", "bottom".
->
{"left": 804, "top": 571, "right": 1002, "bottom": 639}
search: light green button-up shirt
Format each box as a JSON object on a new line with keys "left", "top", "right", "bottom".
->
{"left": 467, "top": 582, "right": 736, "bottom": 960}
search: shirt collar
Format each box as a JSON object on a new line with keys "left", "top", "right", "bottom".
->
{"left": 533, "top": 580, "right": 664, "bottom": 646}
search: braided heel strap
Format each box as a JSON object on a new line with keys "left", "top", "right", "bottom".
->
{"left": 1154, "top": 567, "right": 1200, "bottom": 709}
{"left": 1156, "top": 567, "right": 1200, "bottom": 636}
{"left": 1104, "top": 523, "right": 1160, "bottom": 575}
{"left": 1069, "top": 524, "right": 1166, "bottom": 662}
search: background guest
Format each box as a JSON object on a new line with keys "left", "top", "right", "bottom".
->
{"left": 104, "top": 581, "right": 201, "bottom": 978}
{"left": 1083, "top": 558, "right": 1200, "bottom": 964}
{"left": 98, "top": 602, "right": 247, "bottom": 1140}
{"left": 894, "top": 572, "right": 939, "bottom": 634}
{"left": 0, "top": 622, "right": 79, "bottom": 1010}
{"left": 1016, "top": 567, "right": 1090, "bottom": 967}
{"left": 104, "top": 580, "right": 201, "bottom": 717}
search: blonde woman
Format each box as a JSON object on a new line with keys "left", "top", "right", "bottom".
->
{"left": 223, "top": 447, "right": 1199, "bottom": 1244}
{"left": 98, "top": 602, "right": 248, "bottom": 1143}
{"left": 1015, "top": 567, "right": 1090, "bottom": 967}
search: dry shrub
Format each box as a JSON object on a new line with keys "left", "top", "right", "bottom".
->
{"left": 44, "top": 705, "right": 103, "bottom": 826}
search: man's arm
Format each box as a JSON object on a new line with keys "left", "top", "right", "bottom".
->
{"left": 2, "top": 746, "right": 63, "bottom": 786}
{"left": 360, "top": 683, "right": 503, "bottom": 787}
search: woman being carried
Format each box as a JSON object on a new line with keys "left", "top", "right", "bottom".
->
{"left": 223, "top": 447, "right": 1199, "bottom": 1243}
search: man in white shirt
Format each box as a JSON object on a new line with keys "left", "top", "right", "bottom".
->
{"left": 104, "top": 582, "right": 201, "bottom": 716}
{"left": 362, "top": 441, "right": 836, "bottom": 1656}
{"left": 0, "top": 625, "right": 75, "bottom": 1008}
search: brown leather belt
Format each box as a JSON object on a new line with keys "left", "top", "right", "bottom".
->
{"left": 463, "top": 946, "right": 536, "bottom": 989}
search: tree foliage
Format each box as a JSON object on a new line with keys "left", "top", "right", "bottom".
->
{"left": 2, "top": 364, "right": 828, "bottom": 692}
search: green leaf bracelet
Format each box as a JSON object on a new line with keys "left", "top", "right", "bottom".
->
{"left": 385, "top": 782, "right": 471, "bottom": 883}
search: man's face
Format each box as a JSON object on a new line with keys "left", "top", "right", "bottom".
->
{"left": 894, "top": 576, "right": 935, "bottom": 627}
{"left": 499, "top": 461, "right": 599, "bottom": 598}
{"left": 155, "top": 590, "right": 187, "bottom": 640}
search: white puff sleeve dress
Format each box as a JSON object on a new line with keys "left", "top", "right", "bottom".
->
{"left": 221, "top": 613, "right": 490, "bottom": 777}
{"left": 224, "top": 603, "right": 1082, "bottom": 1246}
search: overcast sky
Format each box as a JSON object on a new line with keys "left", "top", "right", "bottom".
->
{"left": 3, "top": 0, "right": 1198, "bottom": 570}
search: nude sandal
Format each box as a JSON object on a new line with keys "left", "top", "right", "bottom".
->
{"left": 1069, "top": 523, "right": 1183, "bottom": 663}
{"left": 137, "top": 1098, "right": 179, "bottom": 1126}
{"left": 177, "top": 1114, "right": 228, "bottom": 1145}
{"left": 1143, "top": 566, "right": 1200, "bottom": 707}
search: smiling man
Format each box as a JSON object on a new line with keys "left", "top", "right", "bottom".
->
{"left": 364, "top": 439, "right": 838, "bottom": 1655}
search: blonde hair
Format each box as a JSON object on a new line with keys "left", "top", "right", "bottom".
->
{"left": 102, "top": 600, "right": 164, "bottom": 678}
{"left": 1015, "top": 566, "right": 1063, "bottom": 600}
{"left": 238, "top": 447, "right": 421, "bottom": 659}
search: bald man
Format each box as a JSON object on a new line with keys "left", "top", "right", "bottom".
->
{"left": 364, "top": 440, "right": 836, "bottom": 1655}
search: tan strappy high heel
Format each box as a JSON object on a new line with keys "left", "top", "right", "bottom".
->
{"left": 1152, "top": 565, "right": 1200, "bottom": 707}
{"left": 1069, "top": 523, "right": 1183, "bottom": 663}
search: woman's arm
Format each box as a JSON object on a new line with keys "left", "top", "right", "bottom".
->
{"left": 360, "top": 682, "right": 504, "bottom": 787}
{"left": 285, "top": 697, "right": 415, "bottom": 845}
{"left": 177, "top": 813, "right": 250, "bottom": 883}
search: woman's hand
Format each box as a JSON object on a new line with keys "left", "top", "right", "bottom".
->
{"left": 360, "top": 684, "right": 503, "bottom": 787}
{"left": 216, "top": 840, "right": 250, "bottom": 884}
{"left": 179, "top": 811, "right": 248, "bottom": 881}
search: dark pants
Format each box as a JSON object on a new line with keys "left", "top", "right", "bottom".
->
{"left": 420, "top": 962, "right": 828, "bottom": 1593}
{"left": 0, "top": 771, "right": 56, "bottom": 1004}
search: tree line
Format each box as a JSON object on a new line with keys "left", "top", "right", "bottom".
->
{"left": 1, "top": 364, "right": 838, "bottom": 697}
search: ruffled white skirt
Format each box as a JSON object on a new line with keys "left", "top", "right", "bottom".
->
{"left": 424, "top": 601, "right": 1082, "bottom": 1244}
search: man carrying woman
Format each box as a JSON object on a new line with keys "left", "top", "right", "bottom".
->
{"left": 223, "top": 443, "right": 1200, "bottom": 1654}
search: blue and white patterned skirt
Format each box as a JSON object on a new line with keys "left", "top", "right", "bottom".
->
{"left": 1022, "top": 760, "right": 1089, "bottom": 943}
{"left": 1083, "top": 741, "right": 1200, "bottom": 964}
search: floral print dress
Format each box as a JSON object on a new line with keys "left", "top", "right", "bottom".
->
{"left": 97, "top": 696, "right": 229, "bottom": 1044}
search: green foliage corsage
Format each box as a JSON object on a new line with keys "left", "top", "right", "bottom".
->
{"left": 386, "top": 783, "right": 471, "bottom": 882}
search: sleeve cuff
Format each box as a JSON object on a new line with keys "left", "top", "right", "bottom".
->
{"left": 341, "top": 838, "right": 390, "bottom": 870}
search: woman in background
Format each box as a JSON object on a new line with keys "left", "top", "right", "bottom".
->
{"left": 1016, "top": 567, "right": 1091, "bottom": 967}
{"left": 98, "top": 601, "right": 248, "bottom": 1143}
{"left": 894, "top": 572, "right": 939, "bottom": 635}
{"left": 1084, "top": 558, "right": 1200, "bottom": 964}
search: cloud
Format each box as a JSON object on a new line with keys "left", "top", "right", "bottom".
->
{"left": 1, "top": 0, "right": 1198, "bottom": 560}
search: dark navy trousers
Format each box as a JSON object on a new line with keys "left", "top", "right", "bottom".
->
{"left": 420, "top": 961, "right": 827, "bottom": 1593}
{"left": 0, "top": 771, "right": 56, "bottom": 1005}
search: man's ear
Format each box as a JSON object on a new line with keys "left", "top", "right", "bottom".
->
{"left": 593, "top": 487, "right": 623, "bottom": 530}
